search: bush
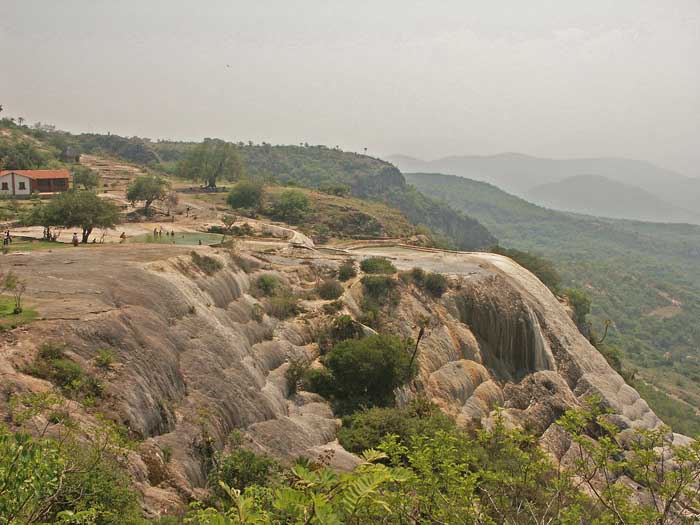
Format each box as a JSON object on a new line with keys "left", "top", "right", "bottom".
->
{"left": 190, "top": 251, "right": 223, "bottom": 275}
{"left": 338, "top": 401, "right": 455, "bottom": 454}
{"left": 490, "top": 245, "right": 561, "bottom": 293}
{"left": 424, "top": 272, "right": 448, "bottom": 297}
{"left": 318, "top": 315, "right": 364, "bottom": 353}
{"left": 564, "top": 287, "right": 591, "bottom": 328}
{"left": 361, "top": 275, "right": 398, "bottom": 304}
{"left": 209, "top": 432, "right": 278, "bottom": 498}
{"left": 53, "top": 450, "right": 143, "bottom": 525}
{"left": 316, "top": 279, "right": 343, "bottom": 300}
{"left": 337, "top": 261, "right": 357, "bottom": 281}
{"left": 410, "top": 267, "right": 426, "bottom": 283}
{"left": 360, "top": 257, "right": 396, "bottom": 274}
{"left": 307, "top": 334, "right": 416, "bottom": 414}
{"left": 285, "top": 358, "right": 308, "bottom": 395}
{"left": 29, "top": 342, "right": 103, "bottom": 400}
{"left": 269, "top": 190, "right": 309, "bottom": 223}
{"left": 227, "top": 179, "right": 265, "bottom": 210}
{"left": 302, "top": 367, "right": 335, "bottom": 398}
{"left": 265, "top": 294, "right": 300, "bottom": 319}
{"left": 95, "top": 348, "right": 116, "bottom": 369}
{"left": 255, "top": 274, "right": 281, "bottom": 296}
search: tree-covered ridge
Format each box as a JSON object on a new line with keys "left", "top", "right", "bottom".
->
{"left": 405, "top": 172, "right": 700, "bottom": 434}
{"left": 0, "top": 119, "right": 496, "bottom": 251}
{"left": 161, "top": 141, "right": 497, "bottom": 250}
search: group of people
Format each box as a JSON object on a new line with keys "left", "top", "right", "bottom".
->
{"left": 153, "top": 226, "right": 176, "bottom": 239}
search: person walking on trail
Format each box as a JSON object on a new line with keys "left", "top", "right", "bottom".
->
{"left": 72, "top": 233, "right": 79, "bottom": 247}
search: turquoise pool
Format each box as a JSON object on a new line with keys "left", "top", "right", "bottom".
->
{"left": 128, "top": 232, "right": 223, "bottom": 246}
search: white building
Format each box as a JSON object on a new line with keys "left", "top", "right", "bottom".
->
{"left": 0, "top": 169, "right": 71, "bottom": 196}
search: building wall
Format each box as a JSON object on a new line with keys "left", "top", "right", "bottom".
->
{"left": 0, "top": 173, "right": 32, "bottom": 196}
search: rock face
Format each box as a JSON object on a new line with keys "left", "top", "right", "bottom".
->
{"left": 352, "top": 246, "right": 662, "bottom": 441}
{"left": 0, "top": 243, "right": 668, "bottom": 515}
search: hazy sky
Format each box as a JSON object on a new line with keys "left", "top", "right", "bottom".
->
{"left": 1, "top": 1, "right": 698, "bottom": 175}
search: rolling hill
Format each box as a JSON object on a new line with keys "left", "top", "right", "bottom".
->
{"left": 525, "top": 174, "right": 700, "bottom": 224}
{"left": 389, "top": 153, "right": 696, "bottom": 219}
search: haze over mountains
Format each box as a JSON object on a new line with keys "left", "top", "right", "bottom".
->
{"left": 389, "top": 153, "right": 700, "bottom": 224}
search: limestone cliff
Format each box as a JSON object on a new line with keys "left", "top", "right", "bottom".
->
{"left": 0, "top": 242, "right": 671, "bottom": 515}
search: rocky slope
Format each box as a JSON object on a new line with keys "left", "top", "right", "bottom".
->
{"left": 0, "top": 240, "right": 672, "bottom": 516}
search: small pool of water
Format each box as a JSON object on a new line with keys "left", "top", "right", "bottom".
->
{"left": 128, "top": 232, "right": 223, "bottom": 246}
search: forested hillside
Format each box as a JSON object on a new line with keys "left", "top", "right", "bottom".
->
{"left": 186, "top": 142, "right": 496, "bottom": 250}
{"left": 406, "top": 172, "right": 700, "bottom": 434}
{"left": 0, "top": 123, "right": 495, "bottom": 250}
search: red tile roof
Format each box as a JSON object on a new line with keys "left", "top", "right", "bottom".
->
{"left": 0, "top": 169, "right": 71, "bottom": 180}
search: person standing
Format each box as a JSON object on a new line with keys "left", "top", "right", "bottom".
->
{"left": 72, "top": 233, "right": 79, "bottom": 247}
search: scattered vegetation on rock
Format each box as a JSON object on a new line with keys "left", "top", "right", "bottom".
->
{"left": 316, "top": 278, "right": 343, "bottom": 300}
{"left": 337, "top": 261, "right": 357, "bottom": 281}
{"left": 27, "top": 343, "right": 103, "bottom": 401}
{"left": 190, "top": 251, "right": 223, "bottom": 275}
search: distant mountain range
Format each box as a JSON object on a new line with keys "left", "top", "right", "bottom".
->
{"left": 526, "top": 174, "right": 700, "bottom": 224}
{"left": 388, "top": 153, "right": 699, "bottom": 224}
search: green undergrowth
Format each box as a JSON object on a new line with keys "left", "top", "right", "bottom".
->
{"left": 0, "top": 295, "right": 37, "bottom": 331}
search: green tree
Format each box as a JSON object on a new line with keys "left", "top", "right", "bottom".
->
{"left": 1, "top": 393, "right": 142, "bottom": 525}
{"left": 34, "top": 190, "right": 120, "bottom": 243}
{"left": 491, "top": 245, "right": 562, "bottom": 292}
{"left": 0, "top": 137, "right": 48, "bottom": 170}
{"left": 559, "top": 398, "right": 700, "bottom": 524}
{"left": 126, "top": 175, "right": 168, "bottom": 213}
{"left": 564, "top": 287, "right": 591, "bottom": 328}
{"left": 178, "top": 139, "right": 243, "bottom": 188}
{"left": 71, "top": 165, "right": 100, "bottom": 190}
{"left": 227, "top": 180, "right": 264, "bottom": 210}
{"left": 269, "top": 190, "right": 309, "bottom": 223}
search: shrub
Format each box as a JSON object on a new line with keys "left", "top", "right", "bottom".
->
{"left": 424, "top": 272, "right": 448, "bottom": 297}
{"left": 269, "top": 190, "right": 309, "bottom": 223}
{"left": 227, "top": 179, "right": 265, "bottom": 210}
{"left": 360, "top": 257, "right": 396, "bottom": 274}
{"left": 361, "top": 275, "right": 398, "bottom": 304}
{"left": 337, "top": 261, "right": 357, "bottom": 281}
{"left": 29, "top": 342, "right": 103, "bottom": 400}
{"left": 307, "top": 334, "right": 416, "bottom": 414}
{"left": 265, "top": 294, "right": 300, "bottom": 319}
{"left": 338, "top": 401, "right": 455, "bottom": 454}
{"left": 564, "top": 287, "right": 591, "bottom": 328}
{"left": 95, "top": 348, "right": 116, "bottom": 369}
{"left": 322, "top": 300, "right": 343, "bottom": 314}
{"left": 52, "top": 448, "right": 142, "bottom": 525}
{"left": 318, "top": 315, "right": 364, "bottom": 353}
{"left": 410, "top": 267, "right": 426, "bottom": 283}
{"left": 255, "top": 274, "right": 281, "bottom": 296}
{"left": 316, "top": 279, "right": 343, "bottom": 300}
{"left": 285, "top": 358, "right": 308, "bottom": 395}
{"left": 190, "top": 251, "right": 223, "bottom": 275}
{"left": 210, "top": 432, "right": 279, "bottom": 498}
{"left": 302, "top": 367, "right": 335, "bottom": 399}
{"left": 250, "top": 303, "right": 265, "bottom": 322}
{"left": 490, "top": 245, "right": 561, "bottom": 293}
